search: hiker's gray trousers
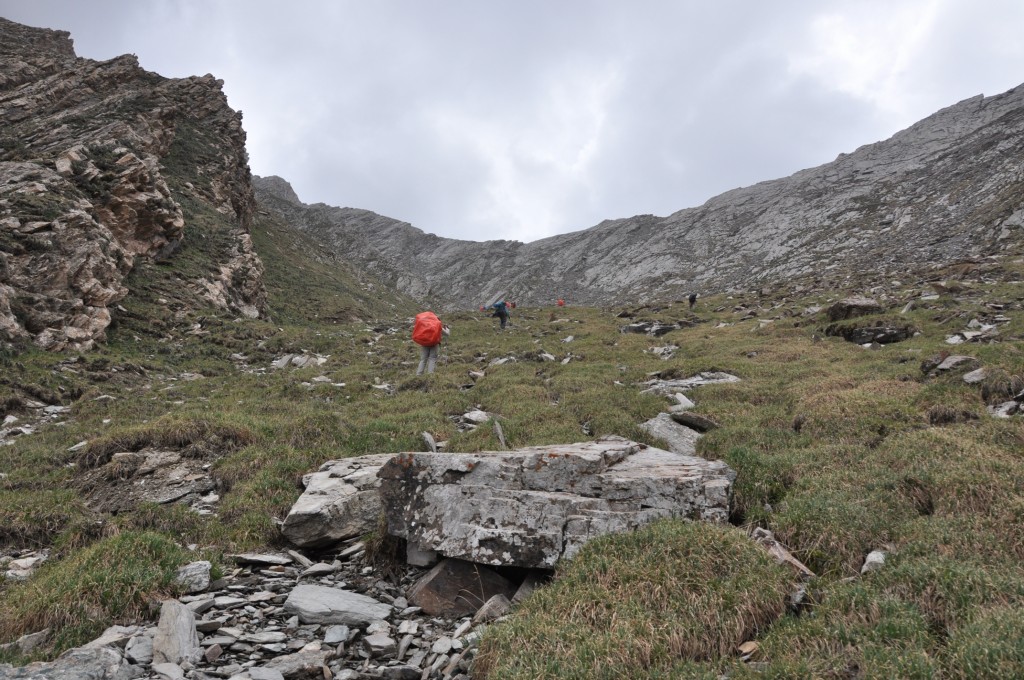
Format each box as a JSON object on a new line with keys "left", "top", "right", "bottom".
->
{"left": 417, "top": 345, "right": 439, "bottom": 374}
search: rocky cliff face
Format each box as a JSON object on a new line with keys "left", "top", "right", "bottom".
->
{"left": 256, "top": 84, "right": 1024, "bottom": 309}
{"left": 0, "top": 17, "right": 266, "bottom": 351}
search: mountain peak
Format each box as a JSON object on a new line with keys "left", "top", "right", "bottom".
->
{"left": 253, "top": 175, "right": 302, "bottom": 206}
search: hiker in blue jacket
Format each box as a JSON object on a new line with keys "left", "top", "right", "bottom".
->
{"left": 491, "top": 300, "right": 510, "bottom": 330}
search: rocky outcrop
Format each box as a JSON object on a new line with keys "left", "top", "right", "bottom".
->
{"left": 378, "top": 436, "right": 735, "bottom": 569}
{"left": 0, "top": 18, "right": 265, "bottom": 350}
{"left": 256, "top": 81, "right": 1024, "bottom": 309}
{"left": 280, "top": 454, "right": 395, "bottom": 549}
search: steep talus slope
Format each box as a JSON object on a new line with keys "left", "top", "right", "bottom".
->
{"left": 0, "top": 17, "right": 265, "bottom": 351}
{"left": 257, "top": 85, "right": 1024, "bottom": 309}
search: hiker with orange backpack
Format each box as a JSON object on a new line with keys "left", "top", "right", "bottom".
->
{"left": 413, "top": 311, "right": 449, "bottom": 375}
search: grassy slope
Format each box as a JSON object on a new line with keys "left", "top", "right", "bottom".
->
{"left": 2, "top": 178, "right": 1024, "bottom": 677}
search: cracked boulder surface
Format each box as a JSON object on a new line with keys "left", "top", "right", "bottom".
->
{"left": 378, "top": 436, "right": 735, "bottom": 569}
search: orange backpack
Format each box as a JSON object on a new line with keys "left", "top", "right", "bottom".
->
{"left": 412, "top": 311, "right": 443, "bottom": 346}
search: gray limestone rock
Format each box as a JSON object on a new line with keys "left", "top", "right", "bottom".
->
{"left": 230, "top": 553, "right": 292, "bottom": 566}
{"left": 963, "top": 367, "right": 988, "bottom": 384}
{"left": 124, "top": 630, "right": 152, "bottom": 663}
{"left": 280, "top": 454, "right": 395, "bottom": 549}
{"left": 151, "top": 600, "right": 200, "bottom": 666}
{"left": 174, "top": 560, "right": 212, "bottom": 594}
{"left": 639, "top": 413, "right": 702, "bottom": 455}
{"left": 861, "top": 550, "right": 887, "bottom": 574}
{"left": 379, "top": 436, "right": 735, "bottom": 568}
{"left": 247, "top": 668, "right": 286, "bottom": 680}
{"left": 935, "top": 355, "right": 978, "bottom": 372}
{"left": 640, "top": 372, "right": 741, "bottom": 396}
{"left": 0, "top": 647, "right": 132, "bottom": 679}
{"left": 362, "top": 632, "right": 397, "bottom": 657}
{"left": 151, "top": 662, "right": 184, "bottom": 680}
{"left": 14, "top": 628, "right": 50, "bottom": 654}
{"left": 282, "top": 584, "right": 391, "bottom": 625}
{"left": 261, "top": 649, "right": 332, "bottom": 678}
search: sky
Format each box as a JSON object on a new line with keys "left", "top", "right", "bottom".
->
{"left": 2, "top": 1, "right": 1024, "bottom": 243}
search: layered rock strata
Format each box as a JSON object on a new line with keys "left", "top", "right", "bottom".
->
{"left": 0, "top": 17, "right": 265, "bottom": 350}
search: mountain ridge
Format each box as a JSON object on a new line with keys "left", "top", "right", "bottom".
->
{"left": 256, "top": 85, "right": 1024, "bottom": 309}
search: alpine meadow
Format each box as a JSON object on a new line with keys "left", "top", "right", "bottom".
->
{"left": 2, "top": 15, "right": 1024, "bottom": 680}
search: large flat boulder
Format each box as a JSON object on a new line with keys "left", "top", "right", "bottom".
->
{"left": 378, "top": 436, "right": 735, "bottom": 569}
{"left": 281, "top": 454, "right": 395, "bottom": 548}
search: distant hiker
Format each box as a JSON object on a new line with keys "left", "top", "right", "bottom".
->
{"left": 688, "top": 293, "right": 697, "bottom": 310}
{"left": 491, "top": 300, "right": 510, "bottom": 330}
{"left": 557, "top": 299, "right": 565, "bottom": 307}
{"left": 413, "top": 311, "right": 449, "bottom": 375}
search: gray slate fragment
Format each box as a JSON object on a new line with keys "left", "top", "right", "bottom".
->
{"left": 640, "top": 371, "right": 741, "bottom": 396}
{"left": 262, "top": 649, "right": 333, "bottom": 678}
{"left": 230, "top": 553, "right": 292, "bottom": 566}
{"left": 248, "top": 668, "right": 286, "bottom": 680}
{"left": 152, "top": 600, "right": 200, "bottom": 665}
{"left": 15, "top": 628, "right": 50, "bottom": 653}
{"left": 0, "top": 647, "right": 130, "bottom": 680}
{"left": 125, "top": 634, "right": 154, "bottom": 664}
{"left": 363, "top": 632, "right": 397, "bottom": 657}
{"left": 861, "top": 550, "right": 887, "bottom": 574}
{"left": 324, "top": 625, "right": 350, "bottom": 644}
{"left": 963, "top": 367, "right": 987, "bottom": 384}
{"left": 174, "top": 560, "right": 211, "bottom": 593}
{"left": 151, "top": 662, "right": 184, "bottom": 680}
{"left": 639, "top": 413, "right": 702, "bottom": 455}
{"left": 283, "top": 584, "right": 391, "bottom": 625}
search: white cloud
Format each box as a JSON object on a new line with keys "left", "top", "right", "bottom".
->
{"left": 3, "top": 0, "right": 1024, "bottom": 241}
{"left": 787, "top": 1, "right": 943, "bottom": 120}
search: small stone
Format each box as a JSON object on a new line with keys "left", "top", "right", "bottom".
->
{"left": 431, "top": 637, "right": 453, "bottom": 655}
{"left": 963, "top": 367, "right": 987, "bottom": 384}
{"left": 362, "top": 632, "right": 397, "bottom": 657}
{"left": 174, "top": 561, "right": 212, "bottom": 594}
{"left": 472, "top": 594, "right": 512, "bottom": 625}
{"left": 230, "top": 553, "right": 292, "bottom": 566}
{"left": 861, "top": 550, "right": 887, "bottom": 574}
{"left": 248, "top": 668, "right": 286, "bottom": 680}
{"left": 382, "top": 665, "right": 421, "bottom": 680}
{"left": 125, "top": 634, "right": 154, "bottom": 664}
{"left": 16, "top": 629, "right": 50, "bottom": 654}
{"left": 204, "top": 644, "right": 223, "bottom": 663}
{"left": 152, "top": 662, "right": 185, "bottom": 680}
{"left": 324, "top": 625, "right": 350, "bottom": 644}
{"left": 300, "top": 562, "right": 338, "bottom": 579}
{"left": 213, "top": 596, "right": 247, "bottom": 609}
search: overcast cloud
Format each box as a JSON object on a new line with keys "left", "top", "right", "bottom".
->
{"left": 2, "top": 1, "right": 1023, "bottom": 242}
